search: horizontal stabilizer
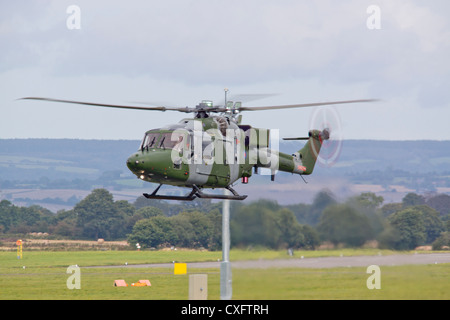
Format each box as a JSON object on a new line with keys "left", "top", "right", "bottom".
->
{"left": 282, "top": 137, "right": 309, "bottom": 140}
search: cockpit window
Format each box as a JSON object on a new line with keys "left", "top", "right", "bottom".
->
{"left": 159, "top": 132, "right": 183, "bottom": 149}
{"left": 141, "top": 131, "right": 186, "bottom": 150}
{"left": 141, "top": 132, "right": 160, "bottom": 150}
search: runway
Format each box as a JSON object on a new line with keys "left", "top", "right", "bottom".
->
{"left": 86, "top": 252, "right": 450, "bottom": 269}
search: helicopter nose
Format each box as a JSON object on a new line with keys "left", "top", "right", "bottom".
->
{"left": 126, "top": 153, "right": 144, "bottom": 174}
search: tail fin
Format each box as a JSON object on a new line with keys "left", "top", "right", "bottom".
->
{"left": 297, "top": 129, "right": 329, "bottom": 175}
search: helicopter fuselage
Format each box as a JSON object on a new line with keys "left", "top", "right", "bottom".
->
{"left": 127, "top": 116, "right": 251, "bottom": 189}
{"left": 126, "top": 115, "right": 327, "bottom": 192}
{"left": 20, "top": 95, "right": 355, "bottom": 200}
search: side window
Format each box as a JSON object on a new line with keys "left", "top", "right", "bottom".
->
{"left": 158, "top": 132, "right": 185, "bottom": 150}
{"left": 170, "top": 132, "right": 186, "bottom": 169}
{"left": 172, "top": 133, "right": 185, "bottom": 152}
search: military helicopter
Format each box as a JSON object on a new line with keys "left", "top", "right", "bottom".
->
{"left": 21, "top": 94, "right": 375, "bottom": 201}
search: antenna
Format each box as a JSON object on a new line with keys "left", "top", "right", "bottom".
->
{"left": 224, "top": 88, "right": 229, "bottom": 106}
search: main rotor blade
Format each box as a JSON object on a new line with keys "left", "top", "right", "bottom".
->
{"left": 20, "top": 97, "right": 194, "bottom": 113}
{"left": 239, "top": 99, "right": 377, "bottom": 111}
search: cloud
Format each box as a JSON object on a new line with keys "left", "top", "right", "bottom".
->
{"left": 1, "top": 1, "right": 450, "bottom": 140}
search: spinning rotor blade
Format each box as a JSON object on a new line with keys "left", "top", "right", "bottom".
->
{"left": 239, "top": 99, "right": 377, "bottom": 111}
{"left": 20, "top": 97, "right": 194, "bottom": 113}
{"left": 20, "top": 97, "right": 377, "bottom": 118}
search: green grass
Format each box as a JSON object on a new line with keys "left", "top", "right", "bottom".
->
{"left": 0, "top": 248, "right": 400, "bottom": 268}
{"left": 233, "top": 265, "right": 450, "bottom": 299}
{"left": 0, "top": 250, "right": 222, "bottom": 268}
{"left": 0, "top": 249, "right": 448, "bottom": 300}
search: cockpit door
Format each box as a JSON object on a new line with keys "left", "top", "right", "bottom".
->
{"left": 195, "top": 131, "right": 215, "bottom": 176}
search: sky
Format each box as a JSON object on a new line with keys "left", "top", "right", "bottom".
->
{"left": 1, "top": 0, "right": 450, "bottom": 141}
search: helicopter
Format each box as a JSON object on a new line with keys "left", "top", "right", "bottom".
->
{"left": 20, "top": 94, "right": 375, "bottom": 201}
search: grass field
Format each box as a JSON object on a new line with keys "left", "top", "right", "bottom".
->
{"left": 0, "top": 249, "right": 449, "bottom": 300}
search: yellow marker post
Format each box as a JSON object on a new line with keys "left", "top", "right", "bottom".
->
{"left": 174, "top": 263, "right": 187, "bottom": 275}
{"left": 16, "top": 239, "right": 23, "bottom": 259}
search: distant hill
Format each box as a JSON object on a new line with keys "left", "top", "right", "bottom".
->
{"left": 0, "top": 139, "right": 139, "bottom": 181}
{"left": 2, "top": 138, "right": 450, "bottom": 178}
{"left": 1, "top": 138, "right": 450, "bottom": 210}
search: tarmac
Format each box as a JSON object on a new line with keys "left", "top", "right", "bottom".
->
{"left": 86, "top": 252, "right": 450, "bottom": 269}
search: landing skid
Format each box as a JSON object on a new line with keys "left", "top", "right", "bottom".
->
{"left": 143, "top": 184, "right": 247, "bottom": 201}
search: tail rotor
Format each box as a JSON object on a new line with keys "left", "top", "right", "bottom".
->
{"left": 308, "top": 106, "right": 343, "bottom": 167}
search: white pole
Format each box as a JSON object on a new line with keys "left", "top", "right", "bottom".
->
{"left": 220, "top": 189, "right": 232, "bottom": 300}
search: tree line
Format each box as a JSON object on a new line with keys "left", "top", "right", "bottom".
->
{"left": 0, "top": 188, "right": 449, "bottom": 251}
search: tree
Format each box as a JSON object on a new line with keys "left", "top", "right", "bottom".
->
{"left": 21, "top": 205, "right": 54, "bottom": 232}
{"left": 379, "top": 208, "right": 425, "bottom": 250}
{"left": 127, "top": 215, "right": 176, "bottom": 248}
{"left": 275, "top": 208, "right": 305, "bottom": 249}
{"left": 413, "top": 205, "right": 444, "bottom": 244}
{"left": 172, "top": 211, "right": 212, "bottom": 248}
{"left": 135, "top": 206, "right": 164, "bottom": 219}
{"left": 432, "top": 232, "right": 450, "bottom": 250}
{"left": 381, "top": 202, "right": 403, "bottom": 217}
{"left": 230, "top": 200, "right": 319, "bottom": 249}
{"left": 52, "top": 220, "right": 79, "bottom": 237}
{"left": 231, "top": 202, "right": 280, "bottom": 248}
{"left": 0, "top": 200, "right": 54, "bottom": 234}
{"left": 299, "top": 224, "right": 320, "bottom": 250}
{"left": 127, "top": 210, "right": 222, "bottom": 250}
{"left": 307, "top": 189, "right": 337, "bottom": 226}
{"left": 0, "top": 200, "right": 16, "bottom": 232}
{"left": 51, "top": 209, "right": 79, "bottom": 237}
{"left": 347, "top": 192, "right": 386, "bottom": 238}
{"left": 402, "top": 193, "right": 425, "bottom": 207}
{"left": 379, "top": 205, "right": 444, "bottom": 250}
{"left": 317, "top": 204, "right": 373, "bottom": 247}
{"left": 115, "top": 200, "right": 135, "bottom": 217}
{"left": 74, "top": 189, "right": 125, "bottom": 240}
{"left": 286, "top": 202, "right": 310, "bottom": 225}
{"left": 206, "top": 209, "right": 222, "bottom": 250}
{"left": 353, "top": 192, "right": 384, "bottom": 209}
{"left": 426, "top": 194, "right": 450, "bottom": 220}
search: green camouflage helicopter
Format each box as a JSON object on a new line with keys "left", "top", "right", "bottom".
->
{"left": 21, "top": 95, "right": 374, "bottom": 201}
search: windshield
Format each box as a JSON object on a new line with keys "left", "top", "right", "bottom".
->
{"left": 140, "top": 131, "right": 185, "bottom": 150}
{"left": 140, "top": 132, "right": 160, "bottom": 150}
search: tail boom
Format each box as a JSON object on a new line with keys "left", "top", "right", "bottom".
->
{"left": 280, "top": 129, "right": 329, "bottom": 175}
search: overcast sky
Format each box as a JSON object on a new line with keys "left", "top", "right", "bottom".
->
{"left": 1, "top": 0, "right": 449, "bottom": 140}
